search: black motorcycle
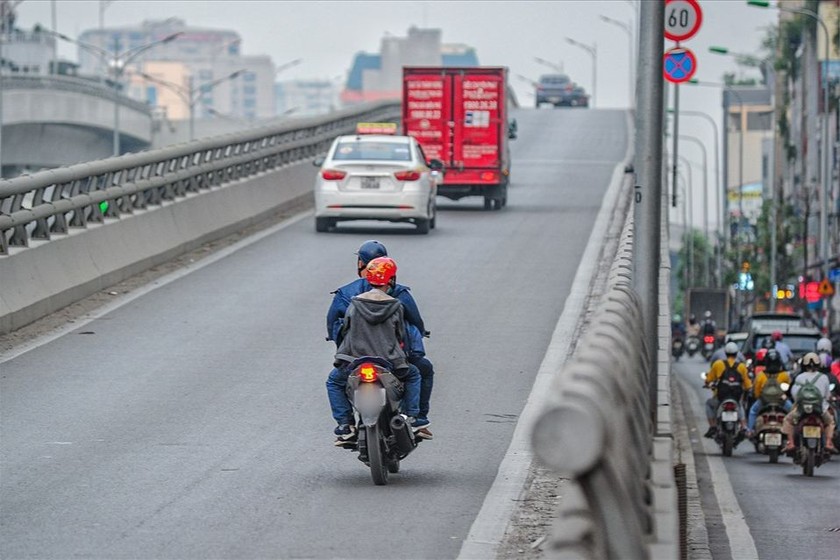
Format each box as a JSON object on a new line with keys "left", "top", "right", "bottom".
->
{"left": 672, "top": 337, "right": 684, "bottom": 361}
{"left": 344, "top": 357, "right": 419, "bottom": 485}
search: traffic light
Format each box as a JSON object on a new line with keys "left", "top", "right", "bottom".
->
{"left": 773, "top": 284, "right": 795, "bottom": 300}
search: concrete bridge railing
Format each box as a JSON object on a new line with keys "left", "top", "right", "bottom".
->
{"left": 0, "top": 100, "right": 401, "bottom": 334}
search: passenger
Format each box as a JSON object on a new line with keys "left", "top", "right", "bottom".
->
{"left": 327, "top": 257, "right": 422, "bottom": 445}
{"left": 746, "top": 349, "right": 792, "bottom": 437}
{"left": 781, "top": 352, "right": 836, "bottom": 453}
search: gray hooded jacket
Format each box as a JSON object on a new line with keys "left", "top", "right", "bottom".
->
{"left": 334, "top": 289, "right": 408, "bottom": 371}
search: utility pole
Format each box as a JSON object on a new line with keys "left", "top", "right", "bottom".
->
{"left": 632, "top": 0, "right": 664, "bottom": 417}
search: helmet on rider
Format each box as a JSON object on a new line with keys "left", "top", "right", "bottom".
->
{"left": 673, "top": 314, "right": 682, "bottom": 323}
{"left": 704, "top": 310, "right": 712, "bottom": 319}
{"left": 817, "top": 337, "right": 832, "bottom": 353}
{"left": 364, "top": 257, "right": 397, "bottom": 287}
{"left": 755, "top": 348, "right": 768, "bottom": 364}
{"left": 771, "top": 330, "right": 783, "bottom": 342}
{"left": 764, "top": 349, "right": 782, "bottom": 372}
{"left": 801, "top": 352, "right": 820, "bottom": 368}
{"left": 724, "top": 342, "right": 738, "bottom": 356}
{"left": 356, "top": 240, "right": 388, "bottom": 276}
{"left": 689, "top": 314, "right": 696, "bottom": 322}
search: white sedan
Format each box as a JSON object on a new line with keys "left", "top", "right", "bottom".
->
{"left": 313, "top": 130, "right": 442, "bottom": 234}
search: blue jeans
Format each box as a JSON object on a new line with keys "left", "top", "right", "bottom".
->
{"left": 747, "top": 399, "right": 792, "bottom": 431}
{"left": 326, "top": 363, "right": 421, "bottom": 425}
{"left": 410, "top": 355, "right": 434, "bottom": 422}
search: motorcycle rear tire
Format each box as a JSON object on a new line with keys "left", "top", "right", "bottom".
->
{"left": 722, "top": 434, "right": 733, "bottom": 457}
{"left": 768, "top": 448, "right": 779, "bottom": 464}
{"left": 366, "top": 425, "right": 389, "bottom": 486}
{"left": 803, "top": 447, "right": 815, "bottom": 477}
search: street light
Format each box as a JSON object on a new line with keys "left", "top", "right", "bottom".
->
{"left": 51, "top": 30, "right": 182, "bottom": 156}
{"left": 565, "top": 37, "right": 597, "bottom": 108}
{"left": 534, "top": 56, "right": 564, "bottom": 73}
{"left": 748, "top": 0, "right": 832, "bottom": 326}
{"left": 136, "top": 69, "right": 245, "bottom": 141}
{"left": 680, "top": 134, "right": 710, "bottom": 286}
{"left": 599, "top": 14, "right": 634, "bottom": 107}
{"left": 275, "top": 58, "right": 302, "bottom": 75}
{"left": 670, "top": 108, "right": 724, "bottom": 287}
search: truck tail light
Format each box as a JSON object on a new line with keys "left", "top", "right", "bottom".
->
{"left": 394, "top": 170, "right": 421, "bottom": 181}
{"left": 321, "top": 169, "right": 346, "bottom": 180}
{"left": 481, "top": 171, "right": 497, "bottom": 181}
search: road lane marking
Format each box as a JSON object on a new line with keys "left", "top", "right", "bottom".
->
{"left": 680, "top": 372, "right": 759, "bottom": 560}
{"left": 457, "top": 110, "right": 633, "bottom": 559}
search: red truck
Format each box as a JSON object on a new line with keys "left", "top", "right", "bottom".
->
{"left": 402, "top": 66, "right": 515, "bottom": 211}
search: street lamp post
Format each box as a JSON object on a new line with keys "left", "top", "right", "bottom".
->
{"left": 565, "top": 37, "right": 597, "bottom": 108}
{"left": 676, "top": 155, "right": 695, "bottom": 287}
{"left": 137, "top": 69, "right": 245, "bottom": 141}
{"left": 748, "top": 0, "right": 833, "bottom": 325}
{"left": 534, "top": 56, "right": 564, "bottom": 73}
{"left": 51, "top": 30, "right": 182, "bottom": 156}
{"left": 680, "top": 134, "right": 710, "bottom": 287}
{"left": 599, "top": 14, "right": 634, "bottom": 107}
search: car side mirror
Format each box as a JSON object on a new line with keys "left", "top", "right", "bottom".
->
{"left": 428, "top": 159, "right": 444, "bottom": 172}
{"left": 313, "top": 156, "right": 325, "bottom": 167}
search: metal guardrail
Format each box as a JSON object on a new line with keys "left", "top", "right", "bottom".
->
{"left": 0, "top": 101, "right": 401, "bottom": 256}
{"left": 1, "top": 75, "right": 152, "bottom": 114}
{"left": 531, "top": 206, "right": 677, "bottom": 559}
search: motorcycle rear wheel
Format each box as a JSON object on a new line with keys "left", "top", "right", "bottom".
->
{"left": 803, "top": 447, "right": 815, "bottom": 477}
{"left": 768, "top": 448, "right": 779, "bottom": 464}
{"left": 366, "top": 425, "right": 389, "bottom": 485}
{"left": 722, "top": 434, "right": 733, "bottom": 457}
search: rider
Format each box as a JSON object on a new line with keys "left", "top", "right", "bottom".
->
{"left": 686, "top": 314, "right": 701, "bottom": 338}
{"left": 746, "top": 349, "right": 792, "bottom": 437}
{"left": 709, "top": 337, "right": 746, "bottom": 364}
{"left": 816, "top": 337, "right": 834, "bottom": 372}
{"left": 781, "top": 352, "right": 837, "bottom": 453}
{"left": 326, "top": 240, "right": 434, "bottom": 439}
{"left": 704, "top": 342, "right": 752, "bottom": 438}
{"left": 328, "top": 257, "right": 422, "bottom": 445}
{"left": 701, "top": 311, "right": 717, "bottom": 339}
{"left": 770, "top": 330, "right": 793, "bottom": 367}
{"left": 671, "top": 314, "right": 686, "bottom": 341}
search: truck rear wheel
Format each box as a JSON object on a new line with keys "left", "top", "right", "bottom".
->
{"left": 484, "top": 197, "right": 492, "bottom": 211}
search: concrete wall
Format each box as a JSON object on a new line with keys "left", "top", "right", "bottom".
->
{"left": 0, "top": 160, "right": 316, "bottom": 334}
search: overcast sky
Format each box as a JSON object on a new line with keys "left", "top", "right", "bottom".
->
{"left": 17, "top": 0, "right": 779, "bottom": 228}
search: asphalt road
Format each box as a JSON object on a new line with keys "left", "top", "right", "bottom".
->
{"left": 675, "top": 354, "right": 840, "bottom": 560}
{"left": 0, "top": 107, "right": 629, "bottom": 559}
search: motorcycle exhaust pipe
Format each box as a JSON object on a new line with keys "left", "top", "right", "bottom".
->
{"left": 390, "top": 415, "right": 416, "bottom": 454}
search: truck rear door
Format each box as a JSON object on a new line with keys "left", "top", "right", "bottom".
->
{"left": 453, "top": 72, "right": 503, "bottom": 171}
{"left": 403, "top": 72, "right": 451, "bottom": 165}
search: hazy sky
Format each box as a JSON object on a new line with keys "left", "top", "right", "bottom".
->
{"left": 17, "top": 0, "right": 779, "bottom": 228}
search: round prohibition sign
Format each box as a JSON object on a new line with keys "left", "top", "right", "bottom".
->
{"left": 663, "top": 47, "right": 697, "bottom": 84}
{"left": 665, "top": 0, "right": 703, "bottom": 42}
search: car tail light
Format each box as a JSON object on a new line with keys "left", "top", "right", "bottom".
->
{"left": 359, "top": 363, "right": 378, "bottom": 383}
{"left": 321, "top": 169, "right": 346, "bottom": 180}
{"left": 704, "top": 336, "right": 715, "bottom": 344}
{"left": 394, "top": 170, "right": 421, "bottom": 181}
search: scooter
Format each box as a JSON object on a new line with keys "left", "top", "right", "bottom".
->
{"left": 685, "top": 336, "right": 700, "bottom": 357}
{"left": 672, "top": 337, "right": 684, "bottom": 361}
{"left": 701, "top": 335, "right": 716, "bottom": 361}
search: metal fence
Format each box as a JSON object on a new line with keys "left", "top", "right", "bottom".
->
{"left": 0, "top": 101, "right": 401, "bottom": 256}
{"left": 531, "top": 206, "right": 677, "bottom": 559}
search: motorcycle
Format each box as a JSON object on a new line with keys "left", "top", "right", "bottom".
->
{"left": 752, "top": 393, "right": 787, "bottom": 464}
{"left": 701, "top": 335, "right": 716, "bottom": 361}
{"left": 786, "top": 382, "right": 832, "bottom": 477}
{"left": 702, "top": 373, "right": 744, "bottom": 457}
{"left": 685, "top": 336, "right": 700, "bottom": 357}
{"left": 672, "top": 337, "right": 684, "bottom": 361}
{"left": 344, "top": 356, "right": 419, "bottom": 485}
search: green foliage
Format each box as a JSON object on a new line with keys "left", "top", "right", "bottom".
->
{"left": 675, "top": 229, "right": 716, "bottom": 293}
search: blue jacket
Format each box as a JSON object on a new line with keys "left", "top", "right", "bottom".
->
{"left": 327, "top": 278, "right": 427, "bottom": 357}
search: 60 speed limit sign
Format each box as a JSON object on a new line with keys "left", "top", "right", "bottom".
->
{"left": 665, "top": 0, "right": 703, "bottom": 42}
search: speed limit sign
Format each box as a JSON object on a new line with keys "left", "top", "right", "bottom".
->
{"left": 665, "top": 0, "right": 703, "bottom": 42}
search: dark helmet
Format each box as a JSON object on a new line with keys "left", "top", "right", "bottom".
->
{"left": 765, "top": 349, "right": 782, "bottom": 373}
{"left": 356, "top": 240, "right": 388, "bottom": 268}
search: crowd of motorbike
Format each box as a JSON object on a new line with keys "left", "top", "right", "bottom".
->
{"left": 673, "top": 321, "right": 838, "bottom": 477}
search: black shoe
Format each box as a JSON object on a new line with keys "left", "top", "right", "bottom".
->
{"left": 704, "top": 427, "right": 717, "bottom": 439}
{"left": 333, "top": 424, "right": 357, "bottom": 447}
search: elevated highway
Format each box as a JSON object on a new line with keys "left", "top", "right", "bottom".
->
{"left": 1, "top": 75, "right": 152, "bottom": 175}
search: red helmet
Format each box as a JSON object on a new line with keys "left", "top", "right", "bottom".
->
{"left": 755, "top": 348, "right": 768, "bottom": 364}
{"left": 771, "top": 330, "right": 783, "bottom": 342}
{"left": 364, "top": 257, "right": 397, "bottom": 287}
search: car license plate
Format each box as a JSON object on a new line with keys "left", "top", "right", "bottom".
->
{"left": 721, "top": 411, "right": 738, "bottom": 422}
{"left": 803, "top": 426, "right": 821, "bottom": 438}
{"left": 361, "top": 177, "right": 380, "bottom": 189}
{"left": 764, "top": 433, "right": 782, "bottom": 446}
{"left": 548, "top": 97, "right": 560, "bottom": 103}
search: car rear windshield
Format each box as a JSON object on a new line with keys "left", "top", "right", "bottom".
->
{"left": 332, "top": 141, "right": 412, "bottom": 162}
{"left": 539, "top": 75, "right": 570, "bottom": 85}
{"left": 752, "top": 335, "right": 820, "bottom": 355}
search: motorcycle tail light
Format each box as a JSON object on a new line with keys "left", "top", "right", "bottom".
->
{"left": 358, "top": 363, "right": 378, "bottom": 383}
{"left": 703, "top": 336, "right": 715, "bottom": 344}
{"left": 723, "top": 402, "right": 737, "bottom": 411}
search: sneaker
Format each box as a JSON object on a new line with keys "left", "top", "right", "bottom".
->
{"left": 415, "top": 427, "right": 434, "bottom": 440}
{"left": 333, "top": 424, "right": 357, "bottom": 446}
{"left": 411, "top": 418, "right": 431, "bottom": 431}
{"left": 703, "top": 426, "right": 717, "bottom": 439}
